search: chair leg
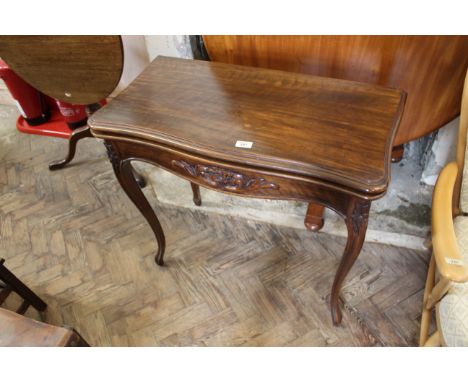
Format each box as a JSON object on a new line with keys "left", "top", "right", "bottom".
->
{"left": 0, "top": 259, "right": 47, "bottom": 312}
{"left": 426, "top": 277, "right": 450, "bottom": 310}
{"left": 49, "top": 125, "right": 93, "bottom": 170}
{"left": 420, "top": 254, "right": 436, "bottom": 346}
{"left": 424, "top": 331, "right": 441, "bottom": 347}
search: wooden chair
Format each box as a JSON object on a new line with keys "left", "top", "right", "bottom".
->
{"left": 0, "top": 258, "right": 47, "bottom": 314}
{"left": 420, "top": 70, "right": 468, "bottom": 346}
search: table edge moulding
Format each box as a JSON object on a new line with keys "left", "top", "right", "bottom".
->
{"left": 88, "top": 56, "right": 406, "bottom": 325}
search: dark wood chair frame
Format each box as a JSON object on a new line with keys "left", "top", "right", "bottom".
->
{"left": 0, "top": 258, "right": 47, "bottom": 314}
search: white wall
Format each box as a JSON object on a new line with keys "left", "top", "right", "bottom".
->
{"left": 144, "top": 35, "right": 193, "bottom": 61}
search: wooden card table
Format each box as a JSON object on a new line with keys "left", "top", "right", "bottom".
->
{"left": 88, "top": 56, "right": 406, "bottom": 325}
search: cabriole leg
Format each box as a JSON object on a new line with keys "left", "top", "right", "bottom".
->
{"left": 104, "top": 141, "right": 166, "bottom": 265}
{"left": 49, "top": 125, "right": 93, "bottom": 170}
{"left": 330, "top": 198, "right": 370, "bottom": 325}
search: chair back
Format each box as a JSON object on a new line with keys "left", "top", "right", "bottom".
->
{"left": 454, "top": 70, "right": 468, "bottom": 212}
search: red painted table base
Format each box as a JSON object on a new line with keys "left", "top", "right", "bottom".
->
{"left": 16, "top": 109, "right": 72, "bottom": 139}
{"left": 16, "top": 109, "right": 93, "bottom": 171}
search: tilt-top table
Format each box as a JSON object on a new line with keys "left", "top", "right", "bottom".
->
{"left": 88, "top": 56, "right": 406, "bottom": 325}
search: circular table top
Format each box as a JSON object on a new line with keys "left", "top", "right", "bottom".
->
{"left": 0, "top": 36, "right": 123, "bottom": 105}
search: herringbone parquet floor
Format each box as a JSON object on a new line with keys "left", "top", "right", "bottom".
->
{"left": 0, "top": 105, "right": 430, "bottom": 346}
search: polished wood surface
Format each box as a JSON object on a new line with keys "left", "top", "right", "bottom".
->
{"left": 0, "top": 36, "right": 123, "bottom": 105}
{"left": 304, "top": 203, "right": 325, "bottom": 231}
{"left": 454, "top": 70, "right": 468, "bottom": 213}
{"left": 89, "top": 56, "right": 405, "bottom": 196}
{"left": 89, "top": 57, "right": 405, "bottom": 325}
{"left": 48, "top": 125, "right": 94, "bottom": 170}
{"left": 203, "top": 35, "right": 468, "bottom": 146}
{"left": 0, "top": 116, "right": 430, "bottom": 345}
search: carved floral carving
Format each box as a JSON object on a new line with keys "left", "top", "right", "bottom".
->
{"left": 172, "top": 160, "right": 279, "bottom": 192}
{"left": 348, "top": 200, "right": 371, "bottom": 234}
{"left": 103, "top": 141, "right": 119, "bottom": 167}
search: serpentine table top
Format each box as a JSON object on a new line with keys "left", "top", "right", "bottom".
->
{"left": 88, "top": 56, "right": 406, "bottom": 325}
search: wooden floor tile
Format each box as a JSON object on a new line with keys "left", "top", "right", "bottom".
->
{"left": 0, "top": 113, "right": 429, "bottom": 346}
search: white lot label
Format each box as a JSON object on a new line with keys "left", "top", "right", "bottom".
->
{"left": 445, "top": 257, "right": 464, "bottom": 266}
{"left": 235, "top": 140, "right": 253, "bottom": 149}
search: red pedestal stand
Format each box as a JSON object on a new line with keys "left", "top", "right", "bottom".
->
{"left": 16, "top": 108, "right": 73, "bottom": 139}
{"left": 15, "top": 101, "right": 146, "bottom": 185}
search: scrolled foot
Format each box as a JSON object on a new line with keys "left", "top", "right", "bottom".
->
{"left": 48, "top": 125, "right": 93, "bottom": 171}
{"left": 155, "top": 254, "right": 164, "bottom": 266}
{"left": 48, "top": 159, "right": 68, "bottom": 171}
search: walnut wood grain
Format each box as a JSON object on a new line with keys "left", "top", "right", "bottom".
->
{"left": 98, "top": 135, "right": 382, "bottom": 325}
{"left": 203, "top": 35, "right": 468, "bottom": 146}
{"left": 89, "top": 56, "right": 405, "bottom": 196}
{"left": 1, "top": 124, "right": 429, "bottom": 344}
{"left": 331, "top": 198, "right": 371, "bottom": 324}
{"left": 0, "top": 36, "right": 123, "bottom": 105}
{"left": 94, "top": 134, "right": 386, "bottom": 202}
{"left": 172, "top": 159, "right": 280, "bottom": 192}
{"left": 104, "top": 141, "right": 165, "bottom": 266}
{"left": 89, "top": 57, "right": 405, "bottom": 325}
